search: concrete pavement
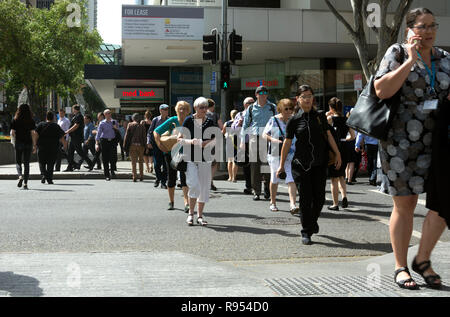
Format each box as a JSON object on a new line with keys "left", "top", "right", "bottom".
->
{"left": 0, "top": 162, "right": 449, "bottom": 298}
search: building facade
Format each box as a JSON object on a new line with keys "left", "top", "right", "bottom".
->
{"left": 85, "top": 0, "right": 450, "bottom": 118}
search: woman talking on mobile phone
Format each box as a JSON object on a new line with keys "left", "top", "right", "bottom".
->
{"left": 373, "top": 8, "right": 450, "bottom": 290}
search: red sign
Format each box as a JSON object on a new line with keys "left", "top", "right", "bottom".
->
{"left": 122, "top": 90, "right": 156, "bottom": 97}
{"left": 245, "top": 79, "right": 279, "bottom": 88}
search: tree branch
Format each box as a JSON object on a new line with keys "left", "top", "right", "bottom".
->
{"left": 324, "top": 0, "right": 357, "bottom": 38}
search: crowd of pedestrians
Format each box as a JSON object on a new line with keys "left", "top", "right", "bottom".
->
{"left": 6, "top": 6, "right": 449, "bottom": 292}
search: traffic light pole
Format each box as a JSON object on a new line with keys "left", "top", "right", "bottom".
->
{"left": 220, "top": 0, "right": 228, "bottom": 127}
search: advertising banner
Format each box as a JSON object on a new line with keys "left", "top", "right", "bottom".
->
{"left": 122, "top": 5, "right": 204, "bottom": 40}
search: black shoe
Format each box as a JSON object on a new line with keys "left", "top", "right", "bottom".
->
{"left": 63, "top": 168, "right": 74, "bottom": 172}
{"left": 47, "top": 179, "right": 54, "bottom": 185}
{"left": 154, "top": 180, "right": 160, "bottom": 188}
{"left": 74, "top": 163, "right": 81, "bottom": 170}
{"left": 328, "top": 205, "right": 339, "bottom": 211}
{"left": 351, "top": 178, "right": 357, "bottom": 183}
{"left": 95, "top": 166, "right": 102, "bottom": 170}
{"left": 302, "top": 234, "right": 312, "bottom": 245}
{"left": 346, "top": 181, "right": 354, "bottom": 185}
{"left": 17, "top": 178, "right": 23, "bottom": 188}
{"left": 111, "top": 171, "right": 116, "bottom": 179}
{"left": 168, "top": 202, "right": 174, "bottom": 210}
{"left": 369, "top": 180, "right": 377, "bottom": 186}
{"left": 211, "top": 184, "right": 217, "bottom": 191}
{"left": 23, "top": 184, "right": 28, "bottom": 190}
{"left": 41, "top": 177, "right": 46, "bottom": 184}
{"left": 264, "top": 190, "right": 270, "bottom": 200}
{"left": 105, "top": 177, "right": 111, "bottom": 181}
{"left": 341, "top": 197, "right": 348, "bottom": 208}
{"left": 243, "top": 188, "right": 253, "bottom": 195}
{"left": 161, "top": 183, "right": 168, "bottom": 189}
{"left": 394, "top": 267, "right": 419, "bottom": 290}
{"left": 84, "top": 164, "right": 94, "bottom": 171}
{"left": 253, "top": 194, "right": 260, "bottom": 201}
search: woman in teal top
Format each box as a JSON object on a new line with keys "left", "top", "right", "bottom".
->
{"left": 154, "top": 101, "right": 191, "bottom": 211}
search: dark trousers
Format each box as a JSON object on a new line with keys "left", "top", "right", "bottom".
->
{"left": 297, "top": 165, "right": 327, "bottom": 236}
{"left": 83, "top": 138, "right": 101, "bottom": 168}
{"left": 15, "top": 142, "right": 32, "bottom": 183}
{"left": 55, "top": 142, "right": 68, "bottom": 171}
{"left": 249, "top": 136, "right": 269, "bottom": 195}
{"left": 365, "top": 144, "right": 378, "bottom": 182}
{"left": 164, "top": 153, "right": 186, "bottom": 188}
{"left": 100, "top": 139, "right": 115, "bottom": 178}
{"left": 38, "top": 147, "right": 57, "bottom": 181}
{"left": 154, "top": 147, "right": 168, "bottom": 184}
{"left": 243, "top": 142, "right": 252, "bottom": 189}
{"left": 111, "top": 142, "right": 118, "bottom": 171}
{"left": 68, "top": 137, "right": 93, "bottom": 169}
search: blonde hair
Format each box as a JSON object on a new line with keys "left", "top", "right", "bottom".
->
{"left": 175, "top": 101, "right": 191, "bottom": 115}
{"left": 276, "top": 99, "right": 294, "bottom": 114}
{"left": 230, "top": 110, "right": 238, "bottom": 120}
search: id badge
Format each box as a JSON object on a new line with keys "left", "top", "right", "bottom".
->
{"left": 423, "top": 99, "right": 439, "bottom": 111}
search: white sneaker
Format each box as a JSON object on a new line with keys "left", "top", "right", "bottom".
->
{"left": 270, "top": 204, "right": 279, "bottom": 212}
{"left": 186, "top": 215, "right": 194, "bottom": 226}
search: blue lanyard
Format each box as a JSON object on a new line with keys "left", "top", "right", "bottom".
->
{"left": 417, "top": 51, "right": 436, "bottom": 95}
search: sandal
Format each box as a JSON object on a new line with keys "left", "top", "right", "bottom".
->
{"left": 394, "top": 267, "right": 419, "bottom": 290}
{"left": 269, "top": 204, "right": 279, "bottom": 212}
{"left": 412, "top": 257, "right": 442, "bottom": 289}
{"left": 289, "top": 206, "right": 299, "bottom": 215}
{"left": 197, "top": 217, "right": 208, "bottom": 226}
{"left": 186, "top": 215, "right": 194, "bottom": 226}
{"left": 184, "top": 204, "right": 190, "bottom": 213}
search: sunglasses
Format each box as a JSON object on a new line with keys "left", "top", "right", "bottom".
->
{"left": 258, "top": 91, "right": 268, "bottom": 95}
{"left": 284, "top": 108, "right": 294, "bottom": 111}
{"left": 299, "top": 95, "right": 313, "bottom": 100}
{"left": 197, "top": 106, "right": 208, "bottom": 110}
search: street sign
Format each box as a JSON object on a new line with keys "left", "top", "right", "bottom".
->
{"left": 210, "top": 71, "right": 217, "bottom": 93}
{"left": 354, "top": 74, "right": 363, "bottom": 91}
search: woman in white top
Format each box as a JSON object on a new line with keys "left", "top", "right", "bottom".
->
{"left": 263, "top": 99, "right": 298, "bottom": 215}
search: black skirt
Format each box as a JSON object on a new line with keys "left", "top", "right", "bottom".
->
{"left": 426, "top": 99, "right": 450, "bottom": 229}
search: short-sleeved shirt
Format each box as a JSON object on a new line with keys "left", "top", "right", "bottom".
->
{"left": 375, "top": 43, "right": 450, "bottom": 196}
{"left": 69, "top": 113, "right": 84, "bottom": 140}
{"left": 286, "top": 109, "right": 329, "bottom": 169}
{"left": 10, "top": 119, "right": 36, "bottom": 144}
{"left": 263, "top": 115, "right": 296, "bottom": 160}
{"left": 36, "top": 122, "right": 65, "bottom": 149}
{"left": 182, "top": 115, "right": 215, "bottom": 162}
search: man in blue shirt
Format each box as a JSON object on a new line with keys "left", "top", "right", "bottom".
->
{"left": 148, "top": 104, "right": 169, "bottom": 188}
{"left": 96, "top": 109, "right": 119, "bottom": 181}
{"left": 355, "top": 132, "right": 379, "bottom": 186}
{"left": 240, "top": 86, "right": 276, "bottom": 201}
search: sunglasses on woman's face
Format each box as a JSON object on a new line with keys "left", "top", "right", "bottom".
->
{"left": 197, "top": 106, "right": 208, "bottom": 110}
{"left": 284, "top": 108, "right": 293, "bottom": 111}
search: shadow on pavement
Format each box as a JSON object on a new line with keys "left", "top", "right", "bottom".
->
{"left": 313, "top": 235, "right": 393, "bottom": 253}
{"left": 0, "top": 272, "right": 44, "bottom": 297}
{"left": 206, "top": 224, "right": 299, "bottom": 238}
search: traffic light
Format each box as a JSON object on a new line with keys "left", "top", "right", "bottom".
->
{"left": 229, "top": 30, "right": 242, "bottom": 64}
{"left": 220, "top": 61, "right": 231, "bottom": 90}
{"left": 203, "top": 33, "right": 219, "bottom": 64}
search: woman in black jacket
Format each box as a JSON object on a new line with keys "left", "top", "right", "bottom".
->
{"left": 277, "top": 85, "right": 341, "bottom": 245}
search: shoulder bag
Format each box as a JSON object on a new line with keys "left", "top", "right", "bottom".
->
{"left": 159, "top": 123, "right": 179, "bottom": 152}
{"left": 346, "top": 46, "right": 406, "bottom": 141}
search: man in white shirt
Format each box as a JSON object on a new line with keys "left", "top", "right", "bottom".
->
{"left": 54, "top": 108, "right": 71, "bottom": 171}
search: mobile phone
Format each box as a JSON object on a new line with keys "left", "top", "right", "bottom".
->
{"left": 407, "top": 29, "right": 419, "bottom": 44}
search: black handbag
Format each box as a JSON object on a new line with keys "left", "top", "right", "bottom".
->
{"left": 347, "top": 47, "right": 405, "bottom": 141}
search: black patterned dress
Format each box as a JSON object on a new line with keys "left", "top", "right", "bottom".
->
{"left": 375, "top": 43, "right": 450, "bottom": 196}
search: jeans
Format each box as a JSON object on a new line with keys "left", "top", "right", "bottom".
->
{"left": 15, "top": 142, "right": 32, "bottom": 183}
{"left": 153, "top": 147, "right": 167, "bottom": 184}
